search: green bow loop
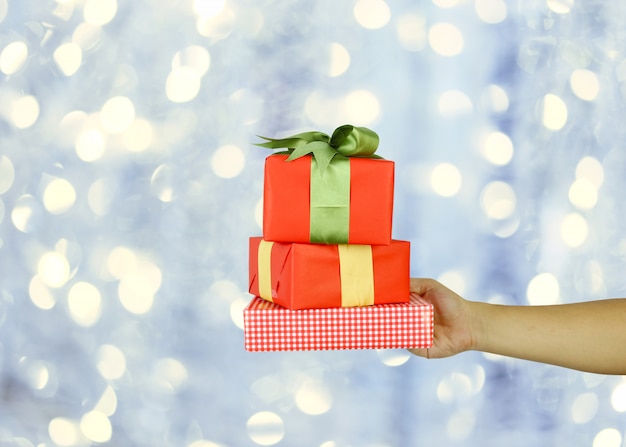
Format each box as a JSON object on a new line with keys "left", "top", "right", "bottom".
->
{"left": 330, "top": 125, "right": 379, "bottom": 157}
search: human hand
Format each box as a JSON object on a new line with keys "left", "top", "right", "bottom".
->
{"left": 408, "top": 278, "right": 476, "bottom": 359}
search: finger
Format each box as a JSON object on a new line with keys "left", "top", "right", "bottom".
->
{"left": 410, "top": 277, "right": 434, "bottom": 294}
{"left": 408, "top": 348, "right": 430, "bottom": 359}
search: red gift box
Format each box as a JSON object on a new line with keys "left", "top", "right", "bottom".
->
{"left": 263, "top": 154, "right": 394, "bottom": 245}
{"left": 243, "top": 295, "right": 433, "bottom": 351}
{"left": 249, "top": 237, "right": 410, "bottom": 310}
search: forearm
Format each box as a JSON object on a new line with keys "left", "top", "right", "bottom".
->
{"left": 470, "top": 299, "right": 626, "bottom": 375}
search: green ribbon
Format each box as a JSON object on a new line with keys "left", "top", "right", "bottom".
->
{"left": 256, "top": 125, "right": 381, "bottom": 244}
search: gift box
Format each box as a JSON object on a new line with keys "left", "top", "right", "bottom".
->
{"left": 249, "top": 236, "right": 410, "bottom": 310}
{"left": 243, "top": 295, "right": 434, "bottom": 351}
{"left": 263, "top": 154, "right": 394, "bottom": 245}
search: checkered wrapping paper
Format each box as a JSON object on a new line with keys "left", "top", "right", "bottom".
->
{"left": 244, "top": 295, "right": 433, "bottom": 351}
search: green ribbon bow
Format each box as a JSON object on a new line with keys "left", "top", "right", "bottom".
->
{"left": 256, "top": 125, "right": 381, "bottom": 244}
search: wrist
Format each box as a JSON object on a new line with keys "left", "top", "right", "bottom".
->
{"left": 466, "top": 300, "right": 489, "bottom": 352}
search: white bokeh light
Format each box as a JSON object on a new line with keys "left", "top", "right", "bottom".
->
{"left": 11, "top": 95, "right": 40, "bottom": 129}
{"left": 568, "top": 178, "right": 598, "bottom": 209}
{"left": 561, "top": 212, "right": 588, "bottom": 248}
{"left": 173, "top": 45, "right": 211, "bottom": 77}
{"left": 593, "top": 428, "right": 622, "bottom": 447}
{"left": 166, "top": 67, "right": 202, "bottom": 103}
{"left": 328, "top": 43, "right": 350, "bottom": 77}
{"left": 428, "top": 22, "right": 464, "bottom": 56}
{"left": 430, "top": 163, "right": 462, "bottom": 197}
{"left": 540, "top": 93, "right": 568, "bottom": 130}
{"left": 211, "top": 145, "right": 245, "bottom": 179}
{"left": 75, "top": 128, "right": 106, "bottom": 162}
{"left": 67, "top": 281, "right": 102, "bottom": 327}
{"left": 571, "top": 392, "right": 599, "bottom": 423}
{"left": 97, "top": 344, "right": 126, "bottom": 380}
{"left": 83, "top": 0, "right": 118, "bottom": 25}
{"left": 0, "top": 41, "right": 28, "bottom": 75}
{"left": 610, "top": 382, "right": 626, "bottom": 412}
{"left": 570, "top": 69, "right": 599, "bottom": 101}
{"left": 527, "top": 272, "right": 560, "bottom": 305}
{"left": 101, "top": 96, "right": 136, "bottom": 134}
{"left": 547, "top": 0, "right": 574, "bottom": 14}
{"left": 480, "top": 181, "right": 516, "bottom": 220}
{"left": 396, "top": 14, "right": 427, "bottom": 51}
{"left": 353, "top": 0, "right": 391, "bottom": 29}
{"left": 295, "top": 380, "right": 333, "bottom": 415}
{"left": 0, "top": 155, "right": 15, "bottom": 195}
{"left": 246, "top": 411, "right": 284, "bottom": 446}
{"left": 54, "top": 42, "right": 83, "bottom": 76}
{"left": 438, "top": 90, "right": 473, "bottom": 117}
{"left": 482, "top": 131, "right": 514, "bottom": 165}
{"left": 80, "top": 411, "right": 112, "bottom": 443}
{"left": 43, "top": 178, "right": 76, "bottom": 215}
{"left": 38, "top": 252, "right": 71, "bottom": 289}
{"left": 344, "top": 90, "right": 380, "bottom": 124}
{"left": 49, "top": 418, "right": 80, "bottom": 447}
{"left": 576, "top": 156, "right": 604, "bottom": 187}
{"left": 475, "top": 0, "right": 507, "bottom": 24}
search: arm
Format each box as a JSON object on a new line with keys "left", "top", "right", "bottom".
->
{"left": 409, "top": 278, "right": 626, "bottom": 375}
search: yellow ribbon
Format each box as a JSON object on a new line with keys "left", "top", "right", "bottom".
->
{"left": 257, "top": 239, "right": 274, "bottom": 302}
{"left": 338, "top": 244, "right": 375, "bottom": 307}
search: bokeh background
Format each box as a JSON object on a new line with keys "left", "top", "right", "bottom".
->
{"left": 1, "top": 0, "right": 626, "bottom": 445}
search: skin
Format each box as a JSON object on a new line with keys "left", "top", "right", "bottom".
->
{"left": 408, "top": 278, "right": 626, "bottom": 375}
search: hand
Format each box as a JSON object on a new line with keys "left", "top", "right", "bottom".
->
{"left": 408, "top": 278, "right": 476, "bottom": 359}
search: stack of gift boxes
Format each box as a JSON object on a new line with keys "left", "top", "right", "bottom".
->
{"left": 244, "top": 125, "right": 433, "bottom": 352}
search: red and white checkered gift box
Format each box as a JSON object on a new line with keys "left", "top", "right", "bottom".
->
{"left": 243, "top": 295, "right": 433, "bottom": 351}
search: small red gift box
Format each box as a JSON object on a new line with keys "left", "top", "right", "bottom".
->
{"left": 243, "top": 295, "right": 434, "bottom": 351}
{"left": 263, "top": 154, "right": 394, "bottom": 245}
{"left": 249, "top": 237, "right": 410, "bottom": 310}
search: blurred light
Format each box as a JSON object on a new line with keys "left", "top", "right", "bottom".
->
{"left": 34, "top": 288, "right": 53, "bottom": 314}
{"left": 97, "top": 344, "right": 126, "bottom": 380}
{"left": 328, "top": 43, "right": 350, "bottom": 77}
{"left": 83, "top": 0, "right": 117, "bottom": 26}
{"left": 611, "top": 382, "right": 626, "bottom": 412}
{"left": 0, "top": 155, "right": 15, "bottom": 194}
{"left": 475, "top": 0, "right": 507, "bottom": 24}
{"left": 0, "top": 41, "right": 28, "bottom": 75}
{"left": 73, "top": 22, "right": 102, "bottom": 50}
{"left": 437, "top": 90, "right": 473, "bottom": 117}
{"left": 254, "top": 198, "right": 263, "bottom": 229}
{"left": 166, "top": 67, "right": 201, "bottom": 103}
{"left": 345, "top": 90, "right": 380, "bottom": 124}
{"left": 447, "top": 409, "right": 475, "bottom": 441}
{"left": 80, "top": 410, "right": 112, "bottom": 443}
{"left": 353, "top": 0, "right": 391, "bottom": 30}
{"left": 485, "top": 84, "right": 509, "bottom": 113}
{"left": 154, "top": 358, "right": 188, "bottom": 393}
{"left": 438, "top": 270, "right": 466, "bottom": 296}
{"left": 150, "top": 164, "right": 176, "bottom": 202}
{"left": 480, "top": 181, "right": 516, "bottom": 220}
{"left": 593, "top": 428, "right": 622, "bottom": 447}
{"left": 574, "top": 260, "right": 605, "bottom": 295}
{"left": 107, "top": 246, "right": 137, "bottom": 280}
{"left": 11, "top": 95, "right": 40, "bottom": 129}
{"left": 101, "top": 96, "right": 136, "bottom": 134}
{"left": 75, "top": 128, "right": 106, "bottom": 162}
{"left": 0, "top": 0, "right": 6, "bottom": 23}
{"left": 38, "top": 252, "right": 71, "bottom": 289}
{"left": 576, "top": 156, "right": 604, "bottom": 187}
{"left": 547, "top": 0, "right": 574, "bottom": 14}
{"left": 211, "top": 145, "right": 245, "bottom": 179}
{"left": 67, "top": 281, "right": 102, "bottom": 327}
{"left": 432, "top": 0, "right": 459, "bottom": 7}
{"left": 88, "top": 178, "right": 112, "bottom": 216}
{"left": 11, "top": 194, "right": 41, "bottom": 233}
{"left": 20, "top": 357, "right": 50, "bottom": 391}
{"left": 570, "top": 69, "right": 599, "bottom": 101}
{"left": 561, "top": 212, "right": 588, "bottom": 248}
{"left": 295, "top": 380, "right": 333, "bottom": 415}
{"left": 428, "top": 23, "right": 464, "bottom": 57}
{"left": 571, "top": 392, "right": 599, "bottom": 423}
{"left": 568, "top": 179, "right": 598, "bottom": 209}
{"left": 396, "top": 13, "right": 426, "bottom": 51}
{"left": 430, "top": 163, "right": 462, "bottom": 197}
{"left": 437, "top": 373, "right": 472, "bottom": 403}
{"left": 482, "top": 131, "right": 514, "bottom": 165}
{"left": 246, "top": 411, "right": 284, "bottom": 446}
{"left": 118, "top": 259, "right": 161, "bottom": 315}
{"left": 123, "top": 118, "right": 153, "bottom": 152}
{"left": 527, "top": 272, "right": 560, "bottom": 305}
{"left": 43, "top": 178, "right": 76, "bottom": 215}
{"left": 540, "top": 94, "right": 568, "bottom": 130}
{"left": 54, "top": 42, "right": 83, "bottom": 76}
{"left": 95, "top": 385, "right": 118, "bottom": 416}
{"left": 230, "top": 298, "right": 247, "bottom": 329}
{"left": 193, "top": 0, "right": 225, "bottom": 18}
{"left": 173, "top": 45, "right": 211, "bottom": 77}
{"left": 49, "top": 418, "right": 80, "bottom": 447}
{"left": 188, "top": 441, "right": 222, "bottom": 447}
{"left": 196, "top": 8, "right": 235, "bottom": 41}
{"left": 376, "top": 349, "right": 411, "bottom": 366}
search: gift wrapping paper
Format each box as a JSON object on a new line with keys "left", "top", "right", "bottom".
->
{"left": 243, "top": 295, "right": 434, "bottom": 351}
{"left": 249, "top": 237, "right": 410, "bottom": 310}
{"left": 262, "top": 154, "right": 394, "bottom": 245}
